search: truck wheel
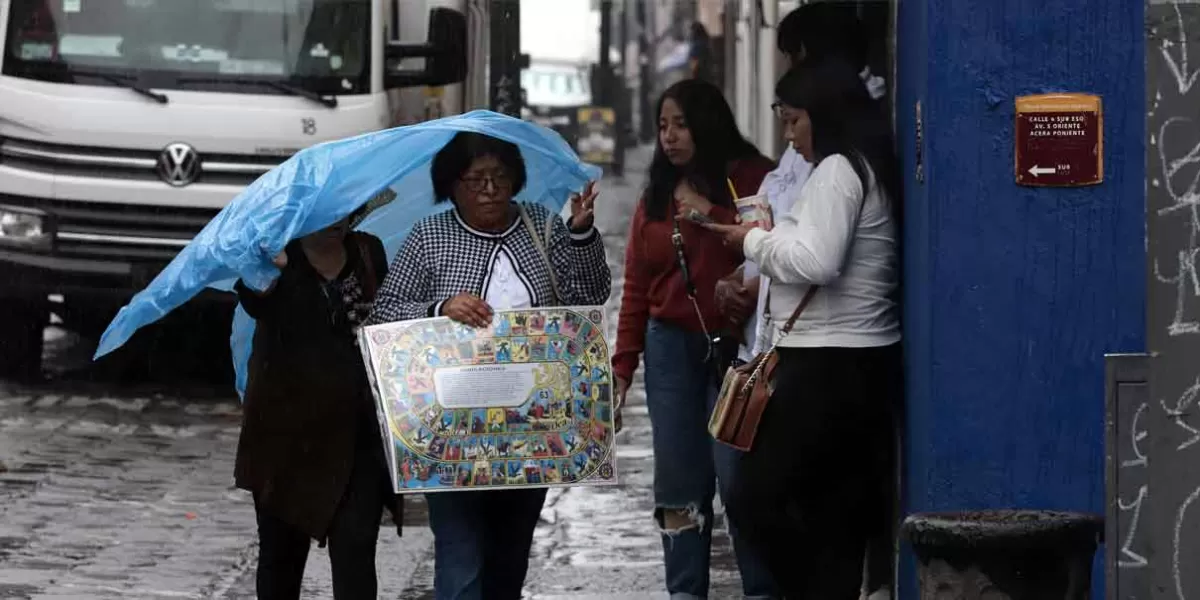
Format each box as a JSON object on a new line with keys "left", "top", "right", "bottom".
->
{"left": 0, "top": 299, "right": 48, "bottom": 382}
{"left": 174, "top": 301, "right": 234, "bottom": 385}
{"left": 59, "top": 299, "right": 119, "bottom": 340}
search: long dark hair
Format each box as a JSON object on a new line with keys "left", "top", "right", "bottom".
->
{"left": 774, "top": 59, "right": 900, "bottom": 220}
{"left": 777, "top": 2, "right": 868, "bottom": 72}
{"left": 644, "top": 79, "right": 764, "bottom": 220}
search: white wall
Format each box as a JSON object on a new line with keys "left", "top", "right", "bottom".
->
{"left": 520, "top": 0, "right": 599, "bottom": 64}
{"left": 728, "top": 0, "right": 796, "bottom": 157}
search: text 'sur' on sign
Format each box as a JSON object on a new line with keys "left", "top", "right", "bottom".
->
{"left": 1014, "top": 93, "right": 1103, "bottom": 187}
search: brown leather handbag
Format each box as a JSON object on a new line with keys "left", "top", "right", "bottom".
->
{"left": 709, "top": 285, "right": 818, "bottom": 451}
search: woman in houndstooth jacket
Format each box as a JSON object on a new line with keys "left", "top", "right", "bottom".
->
{"left": 367, "top": 131, "right": 610, "bottom": 600}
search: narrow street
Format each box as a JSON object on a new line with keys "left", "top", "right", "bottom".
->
{"left": 0, "top": 146, "right": 746, "bottom": 599}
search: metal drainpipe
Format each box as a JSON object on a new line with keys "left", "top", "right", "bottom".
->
{"left": 639, "top": 0, "right": 657, "bottom": 143}
{"left": 757, "top": 0, "right": 778, "bottom": 156}
{"left": 734, "top": 0, "right": 758, "bottom": 139}
{"left": 488, "top": 0, "right": 522, "bottom": 117}
{"left": 465, "top": 0, "right": 491, "bottom": 111}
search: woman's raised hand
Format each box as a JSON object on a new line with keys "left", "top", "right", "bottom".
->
{"left": 568, "top": 180, "right": 599, "bottom": 232}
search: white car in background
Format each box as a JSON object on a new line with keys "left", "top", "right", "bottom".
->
{"left": 521, "top": 61, "right": 591, "bottom": 109}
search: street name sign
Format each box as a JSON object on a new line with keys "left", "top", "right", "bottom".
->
{"left": 1015, "top": 93, "right": 1103, "bottom": 187}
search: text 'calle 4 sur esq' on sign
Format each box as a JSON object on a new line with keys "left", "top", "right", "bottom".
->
{"left": 1015, "top": 93, "right": 1103, "bottom": 187}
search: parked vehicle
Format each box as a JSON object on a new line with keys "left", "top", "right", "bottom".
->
{"left": 0, "top": 0, "right": 473, "bottom": 379}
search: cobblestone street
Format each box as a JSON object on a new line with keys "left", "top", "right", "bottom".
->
{"left": 0, "top": 146, "right": 746, "bottom": 599}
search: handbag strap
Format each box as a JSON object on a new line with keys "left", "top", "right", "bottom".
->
{"left": 670, "top": 211, "right": 712, "bottom": 339}
{"left": 671, "top": 176, "right": 740, "bottom": 339}
{"left": 355, "top": 234, "right": 379, "bottom": 301}
{"left": 671, "top": 177, "right": 737, "bottom": 298}
{"left": 745, "top": 285, "right": 817, "bottom": 385}
{"left": 671, "top": 177, "right": 736, "bottom": 338}
{"left": 517, "top": 203, "right": 562, "bottom": 304}
{"left": 670, "top": 214, "right": 699, "bottom": 300}
{"left": 776, "top": 285, "right": 818, "bottom": 337}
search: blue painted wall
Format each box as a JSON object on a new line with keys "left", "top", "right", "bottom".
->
{"left": 896, "top": 0, "right": 1146, "bottom": 597}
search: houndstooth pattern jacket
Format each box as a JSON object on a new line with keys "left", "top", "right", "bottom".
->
{"left": 367, "top": 202, "right": 611, "bottom": 325}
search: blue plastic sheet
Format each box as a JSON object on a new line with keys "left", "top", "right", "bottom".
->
{"left": 93, "top": 110, "right": 602, "bottom": 398}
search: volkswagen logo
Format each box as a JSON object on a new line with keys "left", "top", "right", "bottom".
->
{"left": 156, "top": 142, "right": 200, "bottom": 187}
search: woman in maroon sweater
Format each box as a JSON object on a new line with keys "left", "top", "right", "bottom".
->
{"left": 614, "top": 79, "right": 778, "bottom": 599}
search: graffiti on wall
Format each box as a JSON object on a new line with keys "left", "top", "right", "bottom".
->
{"left": 1146, "top": 2, "right": 1200, "bottom": 598}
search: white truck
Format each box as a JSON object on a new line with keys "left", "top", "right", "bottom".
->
{"left": 0, "top": 0, "right": 480, "bottom": 379}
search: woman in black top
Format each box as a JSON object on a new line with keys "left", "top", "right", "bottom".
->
{"left": 688, "top": 22, "right": 714, "bottom": 83}
{"left": 233, "top": 210, "right": 401, "bottom": 600}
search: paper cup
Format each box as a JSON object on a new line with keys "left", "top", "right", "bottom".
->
{"left": 735, "top": 193, "right": 772, "bottom": 230}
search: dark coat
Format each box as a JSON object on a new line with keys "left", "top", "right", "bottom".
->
{"left": 233, "top": 231, "right": 402, "bottom": 542}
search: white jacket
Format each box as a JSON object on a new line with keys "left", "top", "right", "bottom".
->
{"left": 743, "top": 154, "right": 899, "bottom": 349}
{"left": 740, "top": 69, "right": 887, "bottom": 357}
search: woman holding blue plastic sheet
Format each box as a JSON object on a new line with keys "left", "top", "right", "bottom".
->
{"left": 367, "top": 131, "right": 610, "bottom": 600}
{"left": 233, "top": 204, "right": 403, "bottom": 600}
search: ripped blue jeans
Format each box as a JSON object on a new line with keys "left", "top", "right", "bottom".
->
{"left": 643, "top": 319, "right": 778, "bottom": 600}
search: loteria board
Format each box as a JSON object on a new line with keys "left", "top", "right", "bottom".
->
{"left": 359, "top": 306, "right": 617, "bottom": 494}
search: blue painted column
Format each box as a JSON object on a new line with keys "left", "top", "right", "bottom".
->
{"left": 895, "top": 0, "right": 1146, "bottom": 597}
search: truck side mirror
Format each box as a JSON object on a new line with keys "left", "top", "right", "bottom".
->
{"left": 385, "top": 7, "right": 467, "bottom": 89}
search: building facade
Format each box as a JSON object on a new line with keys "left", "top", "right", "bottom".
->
{"left": 705, "top": 0, "right": 1148, "bottom": 597}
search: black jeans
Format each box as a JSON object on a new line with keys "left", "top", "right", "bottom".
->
{"left": 255, "top": 444, "right": 387, "bottom": 600}
{"left": 725, "top": 344, "right": 901, "bottom": 600}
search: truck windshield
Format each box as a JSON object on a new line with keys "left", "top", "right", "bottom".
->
{"left": 2, "top": 0, "right": 371, "bottom": 96}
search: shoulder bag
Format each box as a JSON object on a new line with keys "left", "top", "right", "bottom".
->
{"left": 709, "top": 285, "right": 818, "bottom": 451}
{"left": 711, "top": 162, "right": 871, "bottom": 451}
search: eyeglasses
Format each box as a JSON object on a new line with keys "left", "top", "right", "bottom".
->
{"left": 461, "top": 173, "right": 513, "bottom": 193}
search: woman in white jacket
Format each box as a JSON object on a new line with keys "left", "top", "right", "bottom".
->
{"left": 718, "top": 1, "right": 887, "bottom": 366}
{"left": 703, "top": 58, "right": 902, "bottom": 600}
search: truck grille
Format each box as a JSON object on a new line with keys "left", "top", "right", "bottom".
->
{"left": 0, "top": 194, "right": 218, "bottom": 262}
{"left": 48, "top": 200, "right": 217, "bottom": 261}
{"left": 0, "top": 136, "right": 284, "bottom": 186}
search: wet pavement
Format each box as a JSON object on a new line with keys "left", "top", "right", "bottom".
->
{"left": 522, "top": 399, "right": 743, "bottom": 599}
{"left": 0, "top": 145, "right": 747, "bottom": 599}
